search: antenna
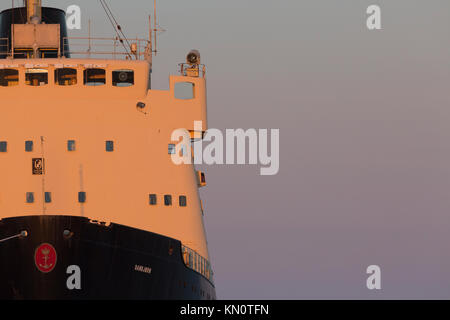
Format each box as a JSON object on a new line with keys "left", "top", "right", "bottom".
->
{"left": 151, "top": 0, "right": 165, "bottom": 56}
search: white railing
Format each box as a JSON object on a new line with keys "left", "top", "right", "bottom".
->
{"left": 181, "top": 245, "right": 214, "bottom": 284}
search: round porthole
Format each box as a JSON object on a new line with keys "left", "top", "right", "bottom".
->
{"left": 63, "top": 229, "right": 73, "bottom": 239}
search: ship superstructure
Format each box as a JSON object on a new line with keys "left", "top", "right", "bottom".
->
{"left": 0, "top": 0, "right": 215, "bottom": 299}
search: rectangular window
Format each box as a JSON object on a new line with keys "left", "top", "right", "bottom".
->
{"left": 55, "top": 68, "right": 77, "bottom": 86}
{"left": 26, "top": 192, "right": 34, "bottom": 203}
{"left": 84, "top": 68, "right": 106, "bottom": 86}
{"left": 174, "top": 82, "right": 195, "bottom": 100}
{"left": 179, "top": 195, "right": 187, "bottom": 207}
{"left": 164, "top": 195, "right": 172, "bottom": 206}
{"left": 26, "top": 68, "right": 48, "bottom": 86}
{"left": 112, "top": 70, "right": 134, "bottom": 87}
{"left": 67, "top": 140, "right": 76, "bottom": 151}
{"left": 0, "top": 69, "right": 19, "bottom": 87}
{"left": 149, "top": 194, "right": 157, "bottom": 205}
{"left": 0, "top": 141, "right": 7, "bottom": 152}
{"left": 106, "top": 141, "right": 114, "bottom": 152}
{"left": 168, "top": 144, "right": 176, "bottom": 155}
{"left": 25, "top": 140, "right": 33, "bottom": 152}
{"left": 78, "top": 192, "right": 86, "bottom": 203}
{"left": 45, "top": 192, "right": 52, "bottom": 203}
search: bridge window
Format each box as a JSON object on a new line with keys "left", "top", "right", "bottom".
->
{"left": 112, "top": 69, "right": 134, "bottom": 87}
{"left": 25, "top": 141, "right": 33, "bottom": 152}
{"left": 179, "top": 196, "right": 187, "bottom": 207}
{"left": 84, "top": 68, "right": 106, "bottom": 86}
{"left": 55, "top": 68, "right": 77, "bottom": 86}
{"left": 174, "top": 82, "right": 195, "bottom": 100}
{"left": 164, "top": 195, "right": 172, "bottom": 206}
{"left": 149, "top": 194, "right": 157, "bottom": 205}
{"left": 0, "top": 69, "right": 19, "bottom": 87}
{"left": 26, "top": 192, "right": 34, "bottom": 203}
{"left": 26, "top": 68, "right": 48, "bottom": 86}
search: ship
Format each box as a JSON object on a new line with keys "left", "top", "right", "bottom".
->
{"left": 0, "top": 0, "right": 216, "bottom": 300}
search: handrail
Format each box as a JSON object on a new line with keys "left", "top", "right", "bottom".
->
{"left": 0, "top": 38, "right": 9, "bottom": 57}
{"left": 0, "top": 36, "right": 152, "bottom": 61}
{"left": 181, "top": 245, "right": 214, "bottom": 284}
{"left": 63, "top": 37, "right": 152, "bottom": 61}
{"left": 178, "top": 63, "right": 206, "bottom": 78}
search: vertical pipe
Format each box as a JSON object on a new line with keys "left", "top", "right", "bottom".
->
{"left": 26, "top": 0, "right": 41, "bottom": 23}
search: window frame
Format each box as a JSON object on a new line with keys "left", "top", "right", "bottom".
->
{"left": 164, "top": 195, "right": 172, "bottom": 206}
{"left": 112, "top": 69, "right": 135, "bottom": 87}
{"left": 0, "top": 68, "right": 19, "bottom": 87}
{"left": 83, "top": 68, "right": 106, "bottom": 86}
{"left": 25, "top": 68, "right": 49, "bottom": 86}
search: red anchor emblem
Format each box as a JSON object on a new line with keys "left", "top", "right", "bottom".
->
{"left": 34, "top": 243, "right": 57, "bottom": 273}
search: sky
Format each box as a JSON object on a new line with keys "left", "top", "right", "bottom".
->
{"left": 3, "top": 0, "right": 450, "bottom": 299}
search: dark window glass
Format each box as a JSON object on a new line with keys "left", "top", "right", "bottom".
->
{"left": 25, "top": 140, "right": 33, "bottom": 152}
{"left": 26, "top": 192, "right": 34, "bottom": 203}
{"left": 164, "top": 195, "right": 172, "bottom": 206}
{"left": 0, "top": 141, "right": 7, "bottom": 152}
{"left": 45, "top": 192, "right": 52, "bottom": 203}
{"left": 67, "top": 140, "right": 76, "bottom": 151}
{"left": 179, "top": 196, "right": 187, "bottom": 207}
{"left": 84, "top": 68, "right": 106, "bottom": 86}
{"left": 106, "top": 141, "right": 114, "bottom": 152}
{"left": 55, "top": 68, "right": 77, "bottom": 86}
{"left": 0, "top": 69, "right": 19, "bottom": 87}
{"left": 78, "top": 192, "right": 86, "bottom": 203}
{"left": 112, "top": 69, "right": 134, "bottom": 87}
{"left": 168, "top": 144, "right": 175, "bottom": 154}
{"left": 149, "top": 194, "right": 157, "bottom": 205}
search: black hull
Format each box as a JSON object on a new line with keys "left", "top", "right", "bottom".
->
{"left": 0, "top": 215, "right": 216, "bottom": 300}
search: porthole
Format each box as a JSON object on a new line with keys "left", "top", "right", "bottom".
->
{"left": 149, "top": 194, "right": 157, "bottom": 205}
{"left": 25, "top": 140, "right": 33, "bottom": 152}
{"left": 67, "top": 140, "right": 76, "bottom": 151}
{"left": 106, "top": 140, "right": 114, "bottom": 152}
{"left": 44, "top": 192, "right": 52, "bottom": 203}
{"left": 179, "top": 196, "right": 187, "bottom": 207}
{"left": 164, "top": 195, "right": 172, "bottom": 206}
{"left": 26, "top": 192, "right": 34, "bottom": 203}
{"left": 78, "top": 192, "right": 86, "bottom": 203}
{"left": 0, "top": 141, "right": 7, "bottom": 152}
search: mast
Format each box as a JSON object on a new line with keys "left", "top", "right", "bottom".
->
{"left": 26, "top": 0, "right": 42, "bottom": 24}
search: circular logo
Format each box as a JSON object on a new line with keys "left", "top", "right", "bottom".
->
{"left": 34, "top": 243, "right": 57, "bottom": 273}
